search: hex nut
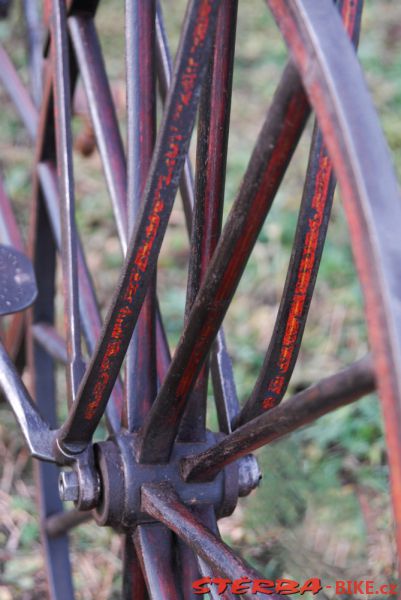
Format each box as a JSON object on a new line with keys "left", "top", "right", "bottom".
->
{"left": 59, "top": 470, "right": 79, "bottom": 502}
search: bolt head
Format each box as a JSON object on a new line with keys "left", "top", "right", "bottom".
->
{"left": 59, "top": 470, "right": 79, "bottom": 502}
{"left": 238, "top": 455, "right": 262, "bottom": 497}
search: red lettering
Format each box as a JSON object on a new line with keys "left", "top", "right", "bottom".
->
{"left": 192, "top": 577, "right": 211, "bottom": 594}
{"left": 366, "top": 581, "right": 374, "bottom": 594}
{"left": 353, "top": 581, "right": 364, "bottom": 594}
{"left": 211, "top": 578, "right": 231, "bottom": 595}
{"left": 231, "top": 578, "right": 251, "bottom": 595}
{"left": 299, "top": 579, "right": 323, "bottom": 595}
{"left": 275, "top": 579, "right": 300, "bottom": 595}
{"left": 335, "top": 581, "right": 346, "bottom": 594}
{"left": 252, "top": 580, "right": 275, "bottom": 595}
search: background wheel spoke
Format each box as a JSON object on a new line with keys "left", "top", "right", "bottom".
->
{"left": 68, "top": 15, "right": 128, "bottom": 251}
{"left": 0, "top": 176, "right": 27, "bottom": 359}
{"left": 175, "top": 536, "right": 200, "bottom": 600}
{"left": 22, "top": 0, "right": 43, "bottom": 107}
{"left": 45, "top": 509, "right": 92, "bottom": 538}
{"left": 211, "top": 330, "right": 240, "bottom": 434}
{"left": 0, "top": 44, "right": 38, "bottom": 138}
{"left": 0, "top": 176, "right": 24, "bottom": 251}
{"left": 32, "top": 322, "right": 69, "bottom": 365}
{"left": 28, "top": 195, "right": 75, "bottom": 598}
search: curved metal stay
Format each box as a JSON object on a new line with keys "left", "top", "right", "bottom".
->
{"left": 0, "top": 245, "right": 55, "bottom": 460}
{"left": 262, "top": 0, "right": 401, "bottom": 566}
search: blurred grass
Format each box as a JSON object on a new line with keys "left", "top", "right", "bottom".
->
{"left": 1, "top": 0, "right": 401, "bottom": 597}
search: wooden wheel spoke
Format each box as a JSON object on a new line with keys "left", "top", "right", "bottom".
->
{"left": 182, "top": 355, "right": 375, "bottom": 482}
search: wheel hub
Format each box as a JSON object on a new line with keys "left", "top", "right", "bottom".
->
{"left": 58, "top": 431, "right": 261, "bottom": 531}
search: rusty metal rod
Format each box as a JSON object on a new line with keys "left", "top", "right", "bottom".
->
{"left": 178, "top": 0, "right": 238, "bottom": 443}
{"left": 0, "top": 44, "right": 38, "bottom": 138}
{"left": 141, "top": 483, "right": 284, "bottom": 600}
{"left": 124, "top": 0, "right": 158, "bottom": 432}
{"left": 134, "top": 523, "right": 180, "bottom": 600}
{"left": 58, "top": 0, "right": 222, "bottom": 454}
{"left": 155, "top": 0, "right": 240, "bottom": 436}
{"left": 32, "top": 323, "right": 68, "bottom": 364}
{"left": 122, "top": 534, "right": 148, "bottom": 600}
{"left": 45, "top": 509, "right": 92, "bottom": 538}
{"left": 182, "top": 355, "right": 375, "bottom": 482}
{"left": 138, "top": 61, "right": 310, "bottom": 463}
{"left": 51, "top": 0, "right": 85, "bottom": 402}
